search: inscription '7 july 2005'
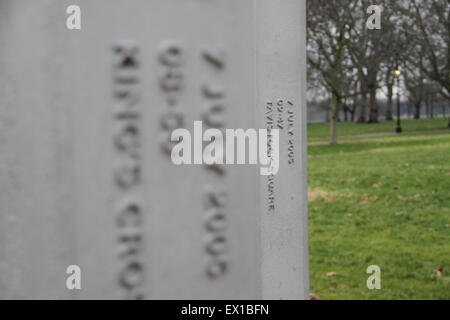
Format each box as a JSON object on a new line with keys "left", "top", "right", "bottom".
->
{"left": 265, "top": 99, "right": 295, "bottom": 212}
{"left": 201, "top": 46, "right": 229, "bottom": 279}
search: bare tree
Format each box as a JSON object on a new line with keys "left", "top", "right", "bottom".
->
{"left": 401, "top": 0, "right": 450, "bottom": 125}
{"left": 347, "top": 0, "right": 403, "bottom": 123}
{"left": 404, "top": 52, "right": 426, "bottom": 119}
{"left": 411, "top": 0, "right": 450, "bottom": 101}
{"left": 307, "top": 0, "right": 356, "bottom": 144}
{"left": 306, "top": 0, "right": 450, "bottom": 134}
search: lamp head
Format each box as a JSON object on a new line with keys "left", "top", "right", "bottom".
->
{"left": 395, "top": 69, "right": 401, "bottom": 77}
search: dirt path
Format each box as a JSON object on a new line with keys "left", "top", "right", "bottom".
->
{"left": 308, "top": 129, "right": 450, "bottom": 142}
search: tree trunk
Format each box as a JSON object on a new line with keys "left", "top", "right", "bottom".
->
{"left": 368, "top": 89, "right": 378, "bottom": 123}
{"left": 414, "top": 102, "right": 421, "bottom": 119}
{"left": 386, "top": 84, "right": 393, "bottom": 120}
{"left": 352, "top": 81, "right": 358, "bottom": 122}
{"left": 358, "top": 92, "right": 367, "bottom": 123}
{"left": 330, "top": 92, "right": 339, "bottom": 145}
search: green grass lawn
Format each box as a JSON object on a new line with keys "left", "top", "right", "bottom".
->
{"left": 307, "top": 132, "right": 450, "bottom": 299}
{"left": 307, "top": 118, "right": 449, "bottom": 139}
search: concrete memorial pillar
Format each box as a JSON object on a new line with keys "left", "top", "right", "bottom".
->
{"left": 0, "top": 0, "right": 308, "bottom": 300}
{"left": 255, "top": 0, "right": 309, "bottom": 299}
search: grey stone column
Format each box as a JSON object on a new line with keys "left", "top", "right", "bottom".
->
{"left": 255, "top": 0, "right": 309, "bottom": 300}
{"left": 0, "top": 0, "right": 308, "bottom": 299}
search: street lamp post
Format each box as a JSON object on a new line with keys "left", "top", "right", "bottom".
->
{"left": 395, "top": 68, "right": 402, "bottom": 133}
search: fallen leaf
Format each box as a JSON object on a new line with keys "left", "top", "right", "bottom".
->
{"left": 326, "top": 272, "right": 337, "bottom": 277}
{"left": 309, "top": 293, "right": 323, "bottom": 300}
{"left": 360, "top": 194, "right": 369, "bottom": 204}
{"left": 435, "top": 267, "right": 443, "bottom": 278}
{"left": 373, "top": 182, "right": 382, "bottom": 188}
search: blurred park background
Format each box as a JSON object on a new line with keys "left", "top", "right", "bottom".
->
{"left": 305, "top": 0, "right": 449, "bottom": 299}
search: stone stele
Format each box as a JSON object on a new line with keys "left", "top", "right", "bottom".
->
{"left": 0, "top": 0, "right": 309, "bottom": 299}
